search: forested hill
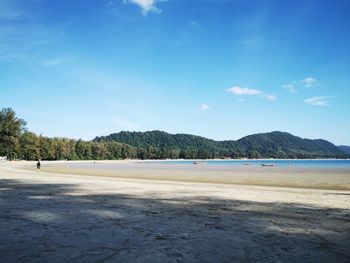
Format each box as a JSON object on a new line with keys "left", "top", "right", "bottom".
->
{"left": 94, "top": 131, "right": 346, "bottom": 159}
{"left": 222, "top": 131, "right": 344, "bottom": 158}
{"left": 337, "top": 145, "right": 350, "bottom": 155}
{"left": 94, "top": 130, "right": 226, "bottom": 159}
{"left": 94, "top": 131, "right": 221, "bottom": 150}
{"left": 1, "top": 107, "right": 348, "bottom": 160}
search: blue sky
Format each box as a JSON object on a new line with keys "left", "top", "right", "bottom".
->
{"left": 1, "top": 0, "right": 350, "bottom": 144}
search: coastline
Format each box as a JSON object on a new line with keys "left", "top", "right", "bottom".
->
{"left": 17, "top": 160, "right": 350, "bottom": 191}
{"left": 1, "top": 160, "right": 350, "bottom": 262}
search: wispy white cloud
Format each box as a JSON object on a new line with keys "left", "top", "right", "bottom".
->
{"left": 262, "top": 94, "right": 277, "bottom": 101}
{"left": 282, "top": 83, "right": 297, "bottom": 94}
{"left": 200, "top": 104, "right": 209, "bottom": 110}
{"left": 301, "top": 77, "right": 316, "bottom": 87}
{"left": 123, "top": 0, "right": 164, "bottom": 15}
{"left": 304, "top": 96, "right": 330, "bottom": 106}
{"left": 41, "top": 58, "right": 62, "bottom": 66}
{"left": 226, "top": 86, "right": 277, "bottom": 101}
{"left": 226, "top": 86, "right": 262, "bottom": 95}
{"left": 190, "top": 20, "right": 200, "bottom": 28}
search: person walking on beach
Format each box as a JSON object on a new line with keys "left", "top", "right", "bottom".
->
{"left": 36, "top": 159, "right": 41, "bottom": 174}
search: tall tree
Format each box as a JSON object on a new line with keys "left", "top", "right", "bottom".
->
{"left": 19, "top": 131, "right": 40, "bottom": 160}
{"left": 0, "top": 108, "right": 27, "bottom": 160}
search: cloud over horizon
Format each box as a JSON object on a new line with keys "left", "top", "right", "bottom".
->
{"left": 200, "top": 104, "right": 209, "bottom": 110}
{"left": 282, "top": 83, "right": 297, "bottom": 94}
{"left": 226, "top": 86, "right": 276, "bottom": 101}
{"left": 302, "top": 77, "right": 317, "bottom": 87}
{"left": 225, "top": 86, "right": 262, "bottom": 96}
{"left": 304, "top": 96, "right": 330, "bottom": 106}
{"left": 262, "top": 94, "right": 277, "bottom": 101}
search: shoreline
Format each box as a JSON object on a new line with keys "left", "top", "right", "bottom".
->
{"left": 15, "top": 160, "right": 350, "bottom": 191}
{"left": 1, "top": 161, "right": 350, "bottom": 262}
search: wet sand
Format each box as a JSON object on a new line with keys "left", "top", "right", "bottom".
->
{"left": 1, "top": 161, "right": 350, "bottom": 262}
{"left": 24, "top": 160, "right": 350, "bottom": 190}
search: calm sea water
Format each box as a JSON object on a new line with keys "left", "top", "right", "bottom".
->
{"left": 148, "top": 159, "right": 350, "bottom": 168}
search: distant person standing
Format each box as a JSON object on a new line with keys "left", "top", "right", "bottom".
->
{"left": 36, "top": 159, "right": 41, "bottom": 173}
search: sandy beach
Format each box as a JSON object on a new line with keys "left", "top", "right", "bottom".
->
{"left": 1, "top": 161, "right": 350, "bottom": 262}
{"left": 24, "top": 160, "right": 350, "bottom": 190}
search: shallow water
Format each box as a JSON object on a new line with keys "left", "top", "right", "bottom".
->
{"left": 147, "top": 159, "right": 350, "bottom": 168}
{"left": 61, "top": 159, "right": 350, "bottom": 170}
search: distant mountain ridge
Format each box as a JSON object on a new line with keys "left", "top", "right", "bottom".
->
{"left": 94, "top": 131, "right": 347, "bottom": 159}
{"left": 337, "top": 145, "right": 350, "bottom": 155}
{"left": 4, "top": 107, "right": 347, "bottom": 161}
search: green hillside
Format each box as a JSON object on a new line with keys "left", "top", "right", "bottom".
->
{"left": 94, "top": 130, "right": 227, "bottom": 159}
{"left": 337, "top": 145, "right": 350, "bottom": 155}
{"left": 94, "top": 130, "right": 346, "bottom": 159}
{"left": 232, "top": 132, "right": 344, "bottom": 158}
{"left": 1, "top": 107, "right": 347, "bottom": 160}
{"left": 94, "top": 130, "right": 221, "bottom": 150}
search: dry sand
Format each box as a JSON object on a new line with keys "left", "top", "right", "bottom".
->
{"left": 1, "top": 161, "right": 350, "bottom": 262}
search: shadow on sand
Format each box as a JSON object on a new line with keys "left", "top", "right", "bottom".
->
{"left": 0, "top": 179, "right": 349, "bottom": 263}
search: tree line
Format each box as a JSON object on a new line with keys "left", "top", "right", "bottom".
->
{"left": 0, "top": 108, "right": 347, "bottom": 160}
{"left": 94, "top": 130, "right": 348, "bottom": 159}
{"left": 0, "top": 108, "right": 135, "bottom": 160}
{"left": 0, "top": 108, "right": 220, "bottom": 160}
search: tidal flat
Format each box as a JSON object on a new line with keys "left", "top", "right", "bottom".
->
{"left": 1, "top": 161, "right": 349, "bottom": 262}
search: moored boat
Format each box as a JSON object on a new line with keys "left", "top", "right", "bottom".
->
{"left": 193, "top": 161, "right": 207, "bottom": 165}
{"left": 261, "top": 163, "right": 275, "bottom": 167}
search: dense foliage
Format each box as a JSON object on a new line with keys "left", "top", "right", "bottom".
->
{"left": 18, "top": 133, "right": 138, "bottom": 160}
{"left": 94, "top": 131, "right": 227, "bottom": 159}
{"left": 0, "top": 108, "right": 348, "bottom": 160}
{"left": 337, "top": 145, "right": 350, "bottom": 155}
{"left": 0, "top": 108, "right": 26, "bottom": 160}
{"left": 0, "top": 108, "right": 138, "bottom": 160}
{"left": 229, "top": 132, "right": 345, "bottom": 159}
{"left": 95, "top": 130, "right": 347, "bottom": 159}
